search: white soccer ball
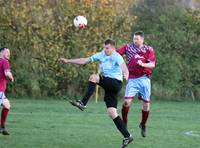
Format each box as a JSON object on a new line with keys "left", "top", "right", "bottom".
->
{"left": 73, "top": 16, "right": 87, "bottom": 29}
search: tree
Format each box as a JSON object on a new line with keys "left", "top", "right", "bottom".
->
{"left": 0, "top": 0, "right": 136, "bottom": 97}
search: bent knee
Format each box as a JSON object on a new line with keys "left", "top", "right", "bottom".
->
{"left": 3, "top": 99, "right": 10, "bottom": 109}
{"left": 142, "top": 102, "right": 150, "bottom": 111}
{"left": 123, "top": 99, "right": 131, "bottom": 107}
{"left": 89, "top": 74, "right": 99, "bottom": 83}
{"left": 107, "top": 108, "right": 118, "bottom": 119}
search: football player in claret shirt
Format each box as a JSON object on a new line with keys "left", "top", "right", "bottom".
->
{"left": 117, "top": 31, "right": 156, "bottom": 137}
{"left": 0, "top": 47, "right": 14, "bottom": 135}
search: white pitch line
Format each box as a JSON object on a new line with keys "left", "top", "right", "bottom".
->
{"left": 185, "top": 131, "right": 200, "bottom": 137}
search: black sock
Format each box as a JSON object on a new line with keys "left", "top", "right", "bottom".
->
{"left": 81, "top": 81, "right": 96, "bottom": 106}
{"left": 113, "top": 116, "right": 130, "bottom": 138}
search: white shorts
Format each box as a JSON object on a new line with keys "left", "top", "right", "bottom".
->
{"left": 125, "top": 76, "right": 151, "bottom": 102}
{"left": 0, "top": 92, "right": 6, "bottom": 105}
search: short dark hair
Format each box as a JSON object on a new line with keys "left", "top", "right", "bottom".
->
{"left": 104, "top": 39, "right": 116, "bottom": 47}
{"left": 134, "top": 31, "right": 144, "bottom": 38}
{"left": 0, "top": 47, "right": 8, "bottom": 52}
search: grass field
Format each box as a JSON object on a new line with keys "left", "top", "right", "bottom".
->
{"left": 0, "top": 98, "right": 199, "bottom": 148}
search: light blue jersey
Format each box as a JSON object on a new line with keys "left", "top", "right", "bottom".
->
{"left": 89, "top": 51, "right": 124, "bottom": 81}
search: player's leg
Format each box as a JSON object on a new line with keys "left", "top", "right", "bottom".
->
{"left": 107, "top": 107, "right": 131, "bottom": 138}
{"left": 103, "top": 78, "right": 133, "bottom": 148}
{"left": 105, "top": 96, "right": 133, "bottom": 148}
{"left": 138, "top": 76, "right": 151, "bottom": 137}
{"left": 138, "top": 99, "right": 150, "bottom": 137}
{"left": 0, "top": 93, "right": 10, "bottom": 135}
{"left": 141, "top": 101, "right": 150, "bottom": 127}
{"left": 121, "top": 99, "right": 132, "bottom": 127}
{"left": 121, "top": 79, "right": 138, "bottom": 126}
{"left": 70, "top": 74, "right": 99, "bottom": 111}
{"left": 81, "top": 74, "right": 99, "bottom": 105}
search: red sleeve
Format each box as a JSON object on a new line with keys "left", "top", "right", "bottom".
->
{"left": 147, "top": 46, "right": 156, "bottom": 65}
{"left": 2, "top": 60, "right": 10, "bottom": 72}
{"left": 117, "top": 45, "right": 127, "bottom": 55}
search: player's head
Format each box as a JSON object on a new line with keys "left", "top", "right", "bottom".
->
{"left": 104, "top": 39, "right": 116, "bottom": 56}
{"left": 133, "top": 31, "right": 144, "bottom": 47}
{"left": 0, "top": 47, "right": 10, "bottom": 60}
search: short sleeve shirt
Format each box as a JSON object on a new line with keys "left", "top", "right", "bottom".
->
{"left": 117, "top": 44, "right": 156, "bottom": 78}
{"left": 0, "top": 58, "right": 10, "bottom": 92}
{"left": 90, "top": 51, "right": 124, "bottom": 81}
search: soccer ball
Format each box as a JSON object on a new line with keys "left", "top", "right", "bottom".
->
{"left": 73, "top": 16, "right": 87, "bottom": 29}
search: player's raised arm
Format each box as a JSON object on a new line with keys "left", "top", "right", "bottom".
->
{"left": 59, "top": 57, "right": 90, "bottom": 65}
{"left": 137, "top": 46, "right": 156, "bottom": 69}
{"left": 117, "top": 45, "right": 127, "bottom": 55}
{"left": 137, "top": 60, "right": 155, "bottom": 69}
{"left": 121, "top": 62, "right": 129, "bottom": 81}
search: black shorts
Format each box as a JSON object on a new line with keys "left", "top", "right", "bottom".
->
{"left": 98, "top": 75, "right": 122, "bottom": 108}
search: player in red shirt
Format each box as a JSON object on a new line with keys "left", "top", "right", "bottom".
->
{"left": 0, "top": 47, "right": 14, "bottom": 135}
{"left": 117, "top": 31, "right": 156, "bottom": 137}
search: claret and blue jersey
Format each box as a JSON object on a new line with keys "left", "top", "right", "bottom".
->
{"left": 117, "top": 43, "right": 156, "bottom": 79}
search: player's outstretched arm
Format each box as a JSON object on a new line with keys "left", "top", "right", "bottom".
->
{"left": 121, "top": 62, "right": 129, "bottom": 81}
{"left": 59, "top": 57, "right": 90, "bottom": 65}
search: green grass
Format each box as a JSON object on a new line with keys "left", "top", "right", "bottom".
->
{"left": 0, "top": 98, "right": 200, "bottom": 148}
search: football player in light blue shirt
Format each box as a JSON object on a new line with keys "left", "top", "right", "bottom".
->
{"left": 89, "top": 48, "right": 125, "bottom": 81}
{"left": 60, "top": 39, "right": 133, "bottom": 148}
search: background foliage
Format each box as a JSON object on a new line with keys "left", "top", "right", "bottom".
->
{"left": 0, "top": 0, "right": 199, "bottom": 100}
